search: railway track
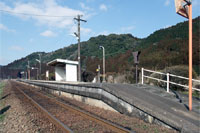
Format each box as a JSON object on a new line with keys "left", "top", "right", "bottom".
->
{"left": 11, "top": 81, "right": 133, "bottom": 133}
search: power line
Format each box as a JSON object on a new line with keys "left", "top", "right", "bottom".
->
{"left": 0, "top": 9, "right": 74, "bottom": 18}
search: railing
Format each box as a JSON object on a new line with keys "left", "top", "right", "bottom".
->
{"left": 141, "top": 68, "right": 200, "bottom": 93}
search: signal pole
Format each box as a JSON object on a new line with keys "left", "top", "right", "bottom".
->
{"left": 74, "top": 15, "right": 87, "bottom": 82}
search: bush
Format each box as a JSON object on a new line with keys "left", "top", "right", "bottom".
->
{"left": 49, "top": 72, "right": 55, "bottom": 80}
{"left": 149, "top": 65, "right": 197, "bottom": 91}
{"left": 82, "top": 71, "right": 95, "bottom": 82}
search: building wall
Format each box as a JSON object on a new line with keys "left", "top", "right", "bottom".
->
{"left": 66, "top": 64, "right": 77, "bottom": 82}
{"left": 55, "top": 66, "right": 66, "bottom": 81}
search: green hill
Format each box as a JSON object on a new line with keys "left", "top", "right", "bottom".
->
{"left": 1, "top": 16, "right": 199, "bottom": 79}
{"left": 138, "top": 16, "right": 199, "bottom": 73}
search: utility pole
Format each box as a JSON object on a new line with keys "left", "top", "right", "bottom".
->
{"left": 27, "top": 61, "right": 30, "bottom": 80}
{"left": 36, "top": 54, "right": 42, "bottom": 80}
{"left": 39, "top": 54, "right": 41, "bottom": 80}
{"left": 74, "top": 15, "right": 87, "bottom": 82}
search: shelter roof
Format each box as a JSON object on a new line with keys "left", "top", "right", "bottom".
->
{"left": 47, "top": 59, "right": 78, "bottom": 67}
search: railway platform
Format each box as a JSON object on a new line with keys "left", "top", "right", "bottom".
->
{"left": 20, "top": 80, "right": 200, "bottom": 133}
{"left": 101, "top": 83, "right": 200, "bottom": 133}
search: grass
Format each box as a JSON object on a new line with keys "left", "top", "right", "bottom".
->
{"left": 0, "top": 82, "right": 4, "bottom": 97}
{"left": 181, "top": 90, "right": 200, "bottom": 98}
{"left": 0, "top": 81, "right": 6, "bottom": 121}
{"left": 0, "top": 114, "right": 5, "bottom": 121}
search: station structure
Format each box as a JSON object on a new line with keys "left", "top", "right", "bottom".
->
{"left": 47, "top": 59, "right": 78, "bottom": 82}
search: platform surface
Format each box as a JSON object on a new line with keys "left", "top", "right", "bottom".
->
{"left": 100, "top": 83, "right": 200, "bottom": 133}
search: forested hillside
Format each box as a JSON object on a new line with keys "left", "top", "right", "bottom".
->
{"left": 1, "top": 16, "right": 199, "bottom": 79}
{"left": 138, "top": 16, "right": 199, "bottom": 73}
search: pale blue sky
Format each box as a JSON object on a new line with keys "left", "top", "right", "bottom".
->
{"left": 0, "top": 0, "right": 199, "bottom": 65}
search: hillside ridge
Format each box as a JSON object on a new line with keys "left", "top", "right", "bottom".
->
{"left": 1, "top": 16, "right": 199, "bottom": 78}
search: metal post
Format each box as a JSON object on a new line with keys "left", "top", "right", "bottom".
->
{"left": 175, "top": 0, "right": 193, "bottom": 111}
{"left": 141, "top": 68, "right": 144, "bottom": 84}
{"left": 103, "top": 47, "right": 105, "bottom": 82}
{"left": 98, "top": 65, "right": 100, "bottom": 83}
{"left": 167, "top": 73, "right": 169, "bottom": 93}
{"left": 100, "top": 46, "right": 105, "bottom": 82}
{"left": 188, "top": 3, "right": 192, "bottom": 111}
{"left": 37, "top": 69, "right": 38, "bottom": 80}
{"left": 135, "top": 64, "right": 138, "bottom": 84}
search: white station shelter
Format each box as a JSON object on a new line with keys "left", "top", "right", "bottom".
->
{"left": 47, "top": 59, "right": 78, "bottom": 82}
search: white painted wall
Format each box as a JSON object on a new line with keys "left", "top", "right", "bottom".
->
{"left": 66, "top": 64, "right": 77, "bottom": 82}
{"left": 55, "top": 67, "right": 66, "bottom": 81}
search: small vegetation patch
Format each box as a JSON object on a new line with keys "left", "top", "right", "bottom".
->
{"left": 0, "top": 81, "right": 6, "bottom": 121}
{"left": 181, "top": 90, "right": 200, "bottom": 99}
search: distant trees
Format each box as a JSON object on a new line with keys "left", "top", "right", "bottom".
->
{"left": 2, "top": 17, "right": 199, "bottom": 80}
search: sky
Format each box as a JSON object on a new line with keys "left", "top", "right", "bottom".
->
{"left": 0, "top": 0, "right": 199, "bottom": 66}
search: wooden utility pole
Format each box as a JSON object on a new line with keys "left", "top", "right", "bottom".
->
{"left": 74, "top": 15, "right": 87, "bottom": 82}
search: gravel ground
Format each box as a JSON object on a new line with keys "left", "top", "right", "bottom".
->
{"left": 58, "top": 95, "right": 178, "bottom": 133}
{"left": 0, "top": 81, "right": 178, "bottom": 133}
{"left": 41, "top": 88, "right": 178, "bottom": 133}
{"left": 19, "top": 83, "right": 113, "bottom": 133}
{"left": 0, "top": 81, "right": 62, "bottom": 133}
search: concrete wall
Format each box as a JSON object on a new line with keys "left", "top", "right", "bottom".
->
{"left": 22, "top": 80, "right": 176, "bottom": 131}
{"left": 51, "top": 90, "right": 117, "bottom": 112}
{"left": 55, "top": 67, "right": 66, "bottom": 81}
{"left": 66, "top": 64, "right": 77, "bottom": 82}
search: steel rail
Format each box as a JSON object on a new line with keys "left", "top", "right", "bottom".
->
{"left": 14, "top": 82, "right": 73, "bottom": 133}
{"left": 17, "top": 81, "right": 133, "bottom": 133}
{"left": 33, "top": 85, "right": 132, "bottom": 133}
